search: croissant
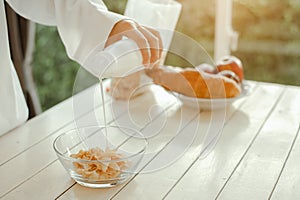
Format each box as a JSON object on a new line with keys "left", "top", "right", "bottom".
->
{"left": 179, "top": 70, "right": 241, "bottom": 98}
{"left": 148, "top": 66, "right": 242, "bottom": 99}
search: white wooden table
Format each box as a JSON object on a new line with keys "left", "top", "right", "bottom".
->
{"left": 1, "top": 80, "right": 300, "bottom": 200}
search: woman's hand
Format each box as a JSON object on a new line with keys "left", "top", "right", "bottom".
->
{"left": 106, "top": 19, "right": 163, "bottom": 68}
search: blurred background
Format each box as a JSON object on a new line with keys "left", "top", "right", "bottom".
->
{"left": 31, "top": 0, "right": 300, "bottom": 111}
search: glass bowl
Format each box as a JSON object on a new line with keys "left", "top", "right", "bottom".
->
{"left": 53, "top": 126, "right": 147, "bottom": 188}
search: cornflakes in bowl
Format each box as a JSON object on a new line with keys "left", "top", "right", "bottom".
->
{"left": 53, "top": 126, "right": 147, "bottom": 188}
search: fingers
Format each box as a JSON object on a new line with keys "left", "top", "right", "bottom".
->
{"left": 106, "top": 19, "right": 163, "bottom": 68}
{"left": 137, "top": 26, "right": 160, "bottom": 65}
{"left": 124, "top": 28, "right": 151, "bottom": 66}
{"left": 105, "top": 20, "right": 135, "bottom": 47}
{"left": 146, "top": 27, "right": 163, "bottom": 61}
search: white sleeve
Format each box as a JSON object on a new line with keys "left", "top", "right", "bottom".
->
{"left": 6, "top": 0, "right": 126, "bottom": 66}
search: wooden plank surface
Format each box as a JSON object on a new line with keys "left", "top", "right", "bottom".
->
{"left": 0, "top": 82, "right": 114, "bottom": 199}
{"left": 270, "top": 125, "right": 300, "bottom": 200}
{"left": 58, "top": 82, "right": 257, "bottom": 199}
{"left": 164, "top": 82, "right": 284, "bottom": 200}
{"left": 2, "top": 80, "right": 299, "bottom": 200}
{"left": 0, "top": 100, "right": 116, "bottom": 198}
{"left": 216, "top": 86, "right": 300, "bottom": 200}
{"left": 57, "top": 93, "right": 200, "bottom": 199}
{"left": 111, "top": 95, "right": 252, "bottom": 199}
{"left": 0, "top": 84, "right": 177, "bottom": 200}
{"left": 268, "top": 87, "right": 300, "bottom": 200}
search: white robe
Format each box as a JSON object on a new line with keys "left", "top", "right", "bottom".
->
{"left": 0, "top": 0, "right": 125, "bottom": 136}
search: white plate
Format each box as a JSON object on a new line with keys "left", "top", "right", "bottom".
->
{"left": 172, "top": 81, "right": 252, "bottom": 110}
